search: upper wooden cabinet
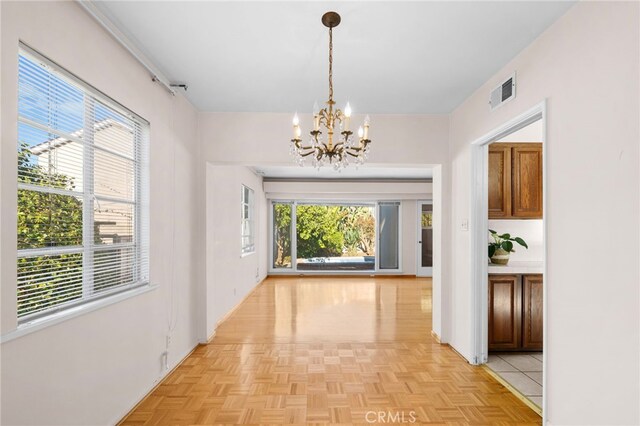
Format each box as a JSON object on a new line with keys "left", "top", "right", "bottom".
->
{"left": 488, "top": 145, "right": 511, "bottom": 218}
{"left": 488, "top": 143, "right": 542, "bottom": 219}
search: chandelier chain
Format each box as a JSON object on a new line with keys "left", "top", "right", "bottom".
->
{"left": 328, "top": 27, "right": 333, "bottom": 103}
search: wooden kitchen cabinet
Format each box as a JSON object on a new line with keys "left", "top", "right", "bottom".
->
{"left": 488, "top": 275, "right": 521, "bottom": 350}
{"left": 489, "top": 274, "right": 543, "bottom": 351}
{"left": 488, "top": 145, "right": 512, "bottom": 219}
{"left": 522, "top": 274, "right": 544, "bottom": 350}
{"left": 488, "top": 143, "right": 542, "bottom": 219}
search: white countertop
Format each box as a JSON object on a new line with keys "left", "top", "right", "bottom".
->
{"left": 488, "top": 261, "right": 544, "bottom": 274}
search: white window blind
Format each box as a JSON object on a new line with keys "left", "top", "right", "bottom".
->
{"left": 241, "top": 185, "right": 255, "bottom": 254}
{"left": 17, "top": 44, "right": 149, "bottom": 321}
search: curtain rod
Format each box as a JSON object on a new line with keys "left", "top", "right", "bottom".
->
{"left": 76, "top": 0, "right": 177, "bottom": 96}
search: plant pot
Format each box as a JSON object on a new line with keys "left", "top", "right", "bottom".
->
{"left": 490, "top": 248, "right": 510, "bottom": 265}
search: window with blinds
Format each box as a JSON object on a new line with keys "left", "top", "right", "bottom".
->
{"left": 241, "top": 185, "right": 255, "bottom": 254}
{"left": 17, "top": 44, "right": 149, "bottom": 321}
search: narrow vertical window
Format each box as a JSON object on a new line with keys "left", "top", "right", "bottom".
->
{"left": 241, "top": 185, "right": 255, "bottom": 254}
{"left": 378, "top": 202, "right": 400, "bottom": 270}
{"left": 17, "top": 44, "right": 149, "bottom": 321}
{"left": 272, "top": 202, "right": 292, "bottom": 269}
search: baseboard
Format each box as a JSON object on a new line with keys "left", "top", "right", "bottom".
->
{"left": 481, "top": 365, "right": 542, "bottom": 417}
{"left": 115, "top": 342, "right": 202, "bottom": 425}
{"left": 430, "top": 330, "right": 443, "bottom": 344}
{"left": 267, "top": 274, "right": 419, "bottom": 279}
{"left": 214, "top": 276, "right": 268, "bottom": 329}
{"left": 445, "top": 343, "right": 471, "bottom": 364}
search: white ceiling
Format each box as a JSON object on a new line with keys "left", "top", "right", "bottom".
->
{"left": 93, "top": 1, "right": 575, "bottom": 114}
{"left": 252, "top": 165, "right": 432, "bottom": 180}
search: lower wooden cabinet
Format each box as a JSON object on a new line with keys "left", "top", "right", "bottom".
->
{"left": 488, "top": 274, "right": 543, "bottom": 351}
{"left": 488, "top": 275, "right": 521, "bottom": 350}
{"left": 522, "top": 275, "right": 544, "bottom": 350}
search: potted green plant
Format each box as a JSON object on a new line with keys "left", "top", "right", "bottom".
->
{"left": 488, "top": 229, "right": 528, "bottom": 265}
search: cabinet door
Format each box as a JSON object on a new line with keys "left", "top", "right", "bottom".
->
{"left": 512, "top": 144, "right": 543, "bottom": 218}
{"left": 488, "top": 275, "right": 521, "bottom": 350}
{"left": 522, "top": 274, "right": 543, "bottom": 350}
{"left": 488, "top": 145, "right": 511, "bottom": 219}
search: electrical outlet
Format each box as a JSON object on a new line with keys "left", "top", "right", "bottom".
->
{"left": 161, "top": 351, "right": 169, "bottom": 371}
{"left": 461, "top": 219, "right": 469, "bottom": 231}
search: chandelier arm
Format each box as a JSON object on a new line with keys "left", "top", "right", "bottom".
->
{"left": 292, "top": 140, "right": 315, "bottom": 151}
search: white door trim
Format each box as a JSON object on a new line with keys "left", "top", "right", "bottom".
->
{"left": 468, "top": 100, "right": 547, "bottom": 418}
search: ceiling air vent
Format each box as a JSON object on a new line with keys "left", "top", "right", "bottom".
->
{"left": 489, "top": 73, "right": 516, "bottom": 111}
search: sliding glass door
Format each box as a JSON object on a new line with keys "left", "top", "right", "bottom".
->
{"left": 270, "top": 201, "right": 400, "bottom": 273}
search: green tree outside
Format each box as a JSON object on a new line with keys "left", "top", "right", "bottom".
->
{"left": 273, "top": 203, "right": 292, "bottom": 267}
{"left": 296, "top": 205, "right": 345, "bottom": 259}
{"left": 290, "top": 204, "right": 376, "bottom": 260}
{"left": 17, "top": 142, "right": 84, "bottom": 316}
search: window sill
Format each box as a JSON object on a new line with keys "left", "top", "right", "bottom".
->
{"left": 0, "top": 284, "right": 157, "bottom": 344}
{"left": 241, "top": 251, "right": 256, "bottom": 258}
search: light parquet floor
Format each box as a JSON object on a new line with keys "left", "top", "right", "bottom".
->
{"left": 121, "top": 277, "right": 541, "bottom": 425}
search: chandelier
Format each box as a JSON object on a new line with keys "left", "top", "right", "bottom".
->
{"left": 290, "top": 11, "right": 371, "bottom": 169}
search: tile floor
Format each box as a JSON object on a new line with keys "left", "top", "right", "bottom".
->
{"left": 486, "top": 352, "right": 543, "bottom": 408}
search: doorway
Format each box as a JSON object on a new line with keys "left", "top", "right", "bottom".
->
{"left": 417, "top": 201, "right": 433, "bottom": 277}
{"left": 469, "top": 101, "right": 547, "bottom": 419}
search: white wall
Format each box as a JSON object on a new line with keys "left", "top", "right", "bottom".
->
{"left": 431, "top": 165, "right": 445, "bottom": 339}
{"left": 1, "top": 2, "right": 202, "bottom": 425}
{"left": 205, "top": 164, "right": 268, "bottom": 337}
{"left": 198, "top": 112, "right": 450, "bottom": 166}
{"left": 449, "top": 2, "right": 639, "bottom": 424}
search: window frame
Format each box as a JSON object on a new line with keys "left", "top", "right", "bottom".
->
{"left": 267, "top": 199, "right": 402, "bottom": 274}
{"left": 16, "top": 43, "right": 150, "bottom": 323}
{"left": 241, "top": 185, "right": 255, "bottom": 255}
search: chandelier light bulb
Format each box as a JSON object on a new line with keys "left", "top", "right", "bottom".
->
{"left": 342, "top": 102, "right": 352, "bottom": 132}
{"left": 358, "top": 126, "right": 364, "bottom": 139}
{"left": 363, "top": 115, "right": 370, "bottom": 140}
{"left": 292, "top": 113, "right": 299, "bottom": 126}
{"left": 313, "top": 102, "right": 320, "bottom": 131}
